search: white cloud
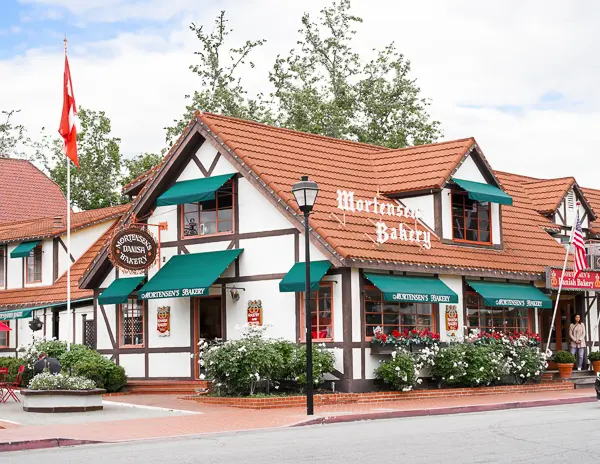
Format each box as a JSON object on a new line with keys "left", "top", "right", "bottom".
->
{"left": 5, "top": 0, "right": 600, "bottom": 188}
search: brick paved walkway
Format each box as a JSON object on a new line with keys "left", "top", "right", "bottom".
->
{"left": 0, "top": 389, "right": 595, "bottom": 447}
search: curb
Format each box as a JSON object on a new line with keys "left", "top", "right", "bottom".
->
{"left": 0, "top": 438, "right": 104, "bottom": 453}
{"left": 292, "top": 396, "right": 597, "bottom": 427}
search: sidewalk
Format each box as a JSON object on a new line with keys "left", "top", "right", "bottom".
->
{"left": 0, "top": 389, "right": 596, "bottom": 451}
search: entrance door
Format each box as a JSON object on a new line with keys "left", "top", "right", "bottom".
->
{"left": 540, "top": 297, "right": 576, "bottom": 352}
{"left": 194, "top": 297, "right": 223, "bottom": 379}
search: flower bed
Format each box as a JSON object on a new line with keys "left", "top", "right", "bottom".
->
{"left": 187, "top": 382, "right": 574, "bottom": 409}
{"left": 21, "top": 372, "right": 104, "bottom": 413}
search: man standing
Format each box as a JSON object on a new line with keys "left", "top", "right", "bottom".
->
{"left": 33, "top": 352, "right": 62, "bottom": 375}
{"left": 569, "top": 314, "right": 586, "bottom": 371}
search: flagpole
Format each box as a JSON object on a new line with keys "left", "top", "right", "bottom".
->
{"left": 545, "top": 206, "right": 577, "bottom": 355}
{"left": 65, "top": 37, "right": 72, "bottom": 352}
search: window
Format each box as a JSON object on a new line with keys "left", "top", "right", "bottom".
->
{"left": 301, "top": 283, "right": 333, "bottom": 341}
{"left": 26, "top": 245, "right": 42, "bottom": 283}
{"left": 120, "top": 299, "right": 144, "bottom": 346}
{"left": 0, "top": 246, "right": 5, "bottom": 288}
{"left": 182, "top": 180, "right": 234, "bottom": 237}
{"left": 465, "top": 292, "right": 530, "bottom": 334}
{"left": 364, "top": 287, "right": 434, "bottom": 337}
{"left": 0, "top": 321, "right": 8, "bottom": 348}
{"left": 452, "top": 192, "right": 491, "bottom": 244}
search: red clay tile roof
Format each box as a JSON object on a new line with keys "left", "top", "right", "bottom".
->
{"left": 581, "top": 187, "right": 600, "bottom": 235}
{"left": 0, "top": 158, "right": 68, "bottom": 222}
{"left": 0, "top": 204, "right": 129, "bottom": 244}
{"left": 371, "top": 138, "right": 475, "bottom": 194}
{"left": 0, "top": 225, "right": 116, "bottom": 310}
{"left": 520, "top": 176, "right": 575, "bottom": 214}
{"left": 198, "top": 113, "right": 569, "bottom": 275}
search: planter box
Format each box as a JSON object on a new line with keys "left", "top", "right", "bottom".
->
{"left": 369, "top": 344, "right": 396, "bottom": 355}
{"left": 20, "top": 388, "right": 106, "bottom": 413}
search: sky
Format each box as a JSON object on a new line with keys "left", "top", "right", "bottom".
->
{"left": 1, "top": 0, "right": 600, "bottom": 187}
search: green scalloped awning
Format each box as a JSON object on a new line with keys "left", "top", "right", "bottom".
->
{"left": 365, "top": 273, "right": 458, "bottom": 304}
{"left": 156, "top": 173, "right": 235, "bottom": 207}
{"left": 279, "top": 261, "right": 332, "bottom": 292}
{"left": 467, "top": 280, "right": 552, "bottom": 309}
{"left": 98, "top": 276, "right": 145, "bottom": 305}
{"left": 139, "top": 249, "right": 243, "bottom": 300}
{"left": 10, "top": 241, "right": 40, "bottom": 258}
{"left": 451, "top": 178, "right": 513, "bottom": 206}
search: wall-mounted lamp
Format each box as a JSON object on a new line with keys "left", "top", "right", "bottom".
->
{"left": 230, "top": 289, "right": 240, "bottom": 302}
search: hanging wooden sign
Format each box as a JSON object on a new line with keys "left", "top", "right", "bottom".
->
{"left": 157, "top": 306, "right": 170, "bottom": 336}
{"left": 109, "top": 226, "right": 158, "bottom": 273}
{"left": 445, "top": 305, "right": 459, "bottom": 332}
{"left": 247, "top": 300, "right": 263, "bottom": 326}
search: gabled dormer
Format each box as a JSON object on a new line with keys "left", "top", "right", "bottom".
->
{"left": 440, "top": 143, "right": 512, "bottom": 248}
{"left": 523, "top": 177, "right": 595, "bottom": 243}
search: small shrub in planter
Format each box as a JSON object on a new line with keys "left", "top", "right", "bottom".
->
{"left": 554, "top": 350, "right": 576, "bottom": 364}
{"left": 554, "top": 350, "right": 576, "bottom": 379}
{"left": 374, "top": 349, "right": 418, "bottom": 391}
{"left": 28, "top": 372, "right": 95, "bottom": 391}
{"left": 0, "top": 357, "right": 25, "bottom": 383}
{"left": 589, "top": 352, "right": 600, "bottom": 374}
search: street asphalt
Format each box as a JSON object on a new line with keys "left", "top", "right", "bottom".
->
{"left": 4, "top": 402, "right": 600, "bottom": 463}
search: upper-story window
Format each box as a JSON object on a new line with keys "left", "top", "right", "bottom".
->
{"left": 26, "top": 245, "right": 42, "bottom": 283}
{"left": 452, "top": 192, "right": 491, "bottom": 244}
{"left": 182, "top": 180, "right": 234, "bottom": 237}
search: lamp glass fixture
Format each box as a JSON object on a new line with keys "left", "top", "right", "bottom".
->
{"left": 292, "top": 176, "right": 319, "bottom": 213}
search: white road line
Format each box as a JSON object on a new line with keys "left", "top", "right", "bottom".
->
{"left": 102, "top": 400, "right": 202, "bottom": 414}
{"left": 0, "top": 418, "right": 21, "bottom": 425}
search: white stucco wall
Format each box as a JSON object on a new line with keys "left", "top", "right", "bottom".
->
{"left": 97, "top": 303, "right": 117, "bottom": 350}
{"left": 149, "top": 352, "right": 191, "bottom": 377}
{"left": 58, "top": 220, "right": 114, "bottom": 279}
{"left": 147, "top": 296, "right": 191, "bottom": 348}
{"left": 119, "top": 353, "right": 145, "bottom": 378}
{"left": 453, "top": 155, "right": 486, "bottom": 183}
{"left": 401, "top": 194, "right": 435, "bottom": 231}
{"left": 441, "top": 188, "right": 453, "bottom": 240}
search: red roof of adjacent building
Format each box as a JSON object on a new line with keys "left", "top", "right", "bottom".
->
{"left": 0, "top": 224, "right": 116, "bottom": 310}
{"left": 0, "top": 204, "right": 128, "bottom": 244}
{"left": 0, "top": 158, "right": 68, "bottom": 223}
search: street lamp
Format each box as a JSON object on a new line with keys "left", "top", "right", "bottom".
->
{"left": 292, "top": 175, "right": 319, "bottom": 416}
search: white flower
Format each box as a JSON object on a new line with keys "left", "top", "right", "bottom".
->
{"left": 395, "top": 366, "right": 401, "bottom": 371}
{"left": 417, "top": 378, "right": 423, "bottom": 384}
{"left": 449, "top": 375, "right": 455, "bottom": 380}
{"left": 199, "top": 374, "right": 206, "bottom": 380}
{"left": 479, "top": 366, "right": 484, "bottom": 372}
{"left": 190, "top": 353, "right": 195, "bottom": 358}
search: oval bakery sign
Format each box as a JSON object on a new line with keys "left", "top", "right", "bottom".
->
{"left": 110, "top": 228, "right": 157, "bottom": 271}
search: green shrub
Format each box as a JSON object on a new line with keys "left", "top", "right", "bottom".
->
{"left": 554, "top": 350, "right": 576, "bottom": 364}
{"left": 374, "top": 350, "right": 416, "bottom": 391}
{"left": 432, "top": 343, "right": 469, "bottom": 386}
{"left": 588, "top": 351, "right": 600, "bottom": 362}
{"left": 0, "top": 357, "right": 25, "bottom": 384}
{"left": 19, "top": 339, "right": 127, "bottom": 393}
{"left": 202, "top": 326, "right": 336, "bottom": 396}
{"left": 290, "top": 344, "right": 336, "bottom": 388}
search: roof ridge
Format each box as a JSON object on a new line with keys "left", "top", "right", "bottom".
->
{"left": 371, "top": 137, "right": 475, "bottom": 156}
{"left": 200, "top": 112, "right": 388, "bottom": 151}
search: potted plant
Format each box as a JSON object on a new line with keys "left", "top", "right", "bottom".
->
{"left": 554, "top": 350, "right": 576, "bottom": 379}
{"left": 588, "top": 351, "right": 600, "bottom": 374}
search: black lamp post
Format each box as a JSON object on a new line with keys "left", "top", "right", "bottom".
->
{"left": 291, "top": 175, "right": 319, "bottom": 416}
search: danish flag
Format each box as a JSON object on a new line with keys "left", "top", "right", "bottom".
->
{"left": 59, "top": 55, "right": 78, "bottom": 167}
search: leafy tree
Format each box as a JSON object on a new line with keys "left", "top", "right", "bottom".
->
{"left": 165, "top": 11, "right": 273, "bottom": 144}
{"left": 173, "top": 1, "right": 442, "bottom": 148}
{"left": 122, "top": 151, "right": 163, "bottom": 187}
{"left": 37, "top": 108, "right": 124, "bottom": 210}
{"left": 270, "top": 0, "right": 442, "bottom": 147}
{"left": 0, "top": 109, "right": 31, "bottom": 158}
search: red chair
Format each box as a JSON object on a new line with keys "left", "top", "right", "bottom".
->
{"left": 0, "top": 367, "right": 8, "bottom": 404}
{"left": 2, "top": 366, "right": 24, "bottom": 403}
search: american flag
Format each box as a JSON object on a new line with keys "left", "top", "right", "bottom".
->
{"left": 572, "top": 209, "right": 588, "bottom": 276}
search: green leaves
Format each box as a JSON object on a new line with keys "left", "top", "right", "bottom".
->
{"left": 171, "top": 1, "right": 442, "bottom": 149}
